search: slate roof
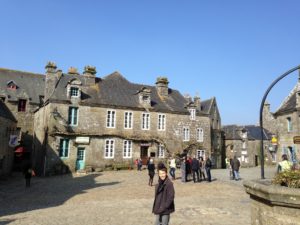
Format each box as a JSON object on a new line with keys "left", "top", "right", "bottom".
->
{"left": 0, "top": 68, "right": 215, "bottom": 115}
{"left": 0, "top": 68, "right": 45, "bottom": 104}
{"left": 201, "top": 98, "right": 214, "bottom": 114}
{"left": 275, "top": 91, "right": 297, "bottom": 115}
{"left": 50, "top": 71, "right": 207, "bottom": 114}
{"left": 223, "top": 125, "right": 272, "bottom": 140}
{"left": 0, "top": 100, "right": 17, "bottom": 122}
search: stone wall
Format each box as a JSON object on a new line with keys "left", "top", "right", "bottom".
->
{"left": 225, "top": 139, "right": 272, "bottom": 167}
{"left": 244, "top": 180, "right": 300, "bottom": 225}
{"left": 275, "top": 112, "right": 300, "bottom": 163}
{"left": 4, "top": 100, "right": 39, "bottom": 150}
{"left": 0, "top": 117, "right": 17, "bottom": 176}
{"left": 34, "top": 102, "right": 213, "bottom": 173}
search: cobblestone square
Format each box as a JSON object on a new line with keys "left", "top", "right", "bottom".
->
{"left": 0, "top": 167, "right": 276, "bottom": 225}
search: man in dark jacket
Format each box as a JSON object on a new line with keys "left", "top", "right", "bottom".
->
{"left": 153, "top": 165, "right": 175, "bottom": 225}
{"left": 205, "top": 157, "right": 212, "bottom": 182}
{"left": 232, "top": 156, "right": 240, "bottom": 181}
{"left": 191, "top": 156, "right": 200, "bottom": 183}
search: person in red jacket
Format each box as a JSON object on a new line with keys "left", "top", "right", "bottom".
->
{"left": 152, "top": 164, "right": 175, "bottom": 225}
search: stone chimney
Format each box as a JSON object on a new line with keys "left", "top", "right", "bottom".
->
{"left": 45, "top": 61, "right": 58, "bottom": 101}
{"left": 194, "top": 96, "right": 201, "bottom": 111}
{"left": 83, "top": 65, "right": 97, "bottom": 85}
{"left": 68, "top": 67, "right": 79, "bottom": 75}
{"left": 156, "top": 77, "right": 169, "bottom": 98}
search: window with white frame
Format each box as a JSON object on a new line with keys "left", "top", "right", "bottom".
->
{"left": 104, "top": 139, "right": 114, "bottom": 158}
{"left": 158, "top": 114, "right": 166, "bottom": 130}
{"left": 183, "top": 127, "right": 190, "bottom": 141}
{"left": 70, "top": 87, "right": 79, "bottom": 97}
{"left": 158, "top": 144, "right": 165, "bottom": 158}
{"left": 124, "top": 112, "right": 133, "bottom": 129}
{"left": 142, "top": 113, "right": 150, "bottom": 130}
{"left": 189, "top": 109, "right": 196, "bottom": 120}
{"left": 196, "top": 149, "right": 205, "bottom": 159}
{"left": 59, "top": 138, "right": 69, "bottom": 158}
{"left": 242, "top": 141, "right": 246, "bottom": 149}
{"left": 123, "top": 140, "right": 132, "bottom": 158}
{"left": 107, "top": 110, "right": 116, "bottom": 128}
{"left": 197, "top": 128, "right": 204, "bottom": 142}
{"left": 287, "top": 117, "right": 292, "bottom": 132}
{"left": 68, "top": 107, "right": 78, "bottom": 126}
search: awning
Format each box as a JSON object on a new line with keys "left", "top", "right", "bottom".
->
{"left": 15, "top": 147, "right": 26, "bottom": 153}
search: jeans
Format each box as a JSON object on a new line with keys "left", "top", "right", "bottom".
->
{"left": 206, "top": 167, "right": 211, "bottom": 182}
{"left": 169, "top": 167, "right": 175, "bottom": 179}
{"left": 155, "top": 214, "right": 170, "bottom": 225}
{"left": 192, "top": 169, "right": 200, "bottom": 182}
{"left": 234, "top": 170, "right": 240, "bottom": 180}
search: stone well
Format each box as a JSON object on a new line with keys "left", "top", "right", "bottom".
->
{"left": 244, "top": 180, "right": 300, "bottom": 225}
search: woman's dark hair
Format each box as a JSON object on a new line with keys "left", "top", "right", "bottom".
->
{"left": 282, "top": 154, "right": 288, "bottom": 161}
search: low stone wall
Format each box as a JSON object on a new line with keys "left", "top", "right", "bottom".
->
{"left": 243, "top": 180, "right": 300, "bottom": 225}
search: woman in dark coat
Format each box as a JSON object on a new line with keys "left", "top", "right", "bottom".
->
{"left": 147, "top": 158, "right": 155, "bottom": 186}
{"left": 153, "top": 165, "right": 175, "bottom": 225}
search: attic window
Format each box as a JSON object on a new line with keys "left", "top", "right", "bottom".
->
{"left": 189, "top": 109, "right": 196, "bottom": 120}
{"left": 70, "top": 87, "right": 79, "bottom": 97}
{"left": 7, "top": 81, "right": 18, "bottom": 90}
{"left": 18, "top": 99, "right": 26, "bottom": 112}
{"left": 142, "top": 95, "right": 149, "bottom": 102}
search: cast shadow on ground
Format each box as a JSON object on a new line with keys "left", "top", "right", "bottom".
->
{"left": 0, "top": 173, "right": 120, "bottom": 218}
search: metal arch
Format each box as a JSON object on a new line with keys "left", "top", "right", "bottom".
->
{"left": 259, "top": 65, "right": 300, "bottom": 179}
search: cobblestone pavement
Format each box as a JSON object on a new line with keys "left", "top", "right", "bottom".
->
{"left": 0, "top": 166, "right": 277, "bottom": 225}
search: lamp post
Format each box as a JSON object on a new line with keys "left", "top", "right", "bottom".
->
{"left": 259, "top": 65, "right": 300, "bottom": 179}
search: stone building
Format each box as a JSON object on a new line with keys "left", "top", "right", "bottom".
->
{"left": 223, "top": 125, "right": 272, "bottom": 167}
{"left": 263, "top": 75, "right": 300, "bottom": 164}
{"left": 0, "top": 68, "right": 44, "bottom": 151}
{"left": 0, "top": 100, "right": 17, "bottom": 176}
{"left": 0, "top": 63, "right": 223, "bottom": 175}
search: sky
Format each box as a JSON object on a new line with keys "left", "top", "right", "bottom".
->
{"left": 1, "top": 0, "right": 300, "bottom": 125}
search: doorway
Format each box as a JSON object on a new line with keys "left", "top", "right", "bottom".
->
{"left": 255, "top": 155, "right": 258, "bottom": 166}
{"left": 76, "top": 147, "right": 85, "bottom": 171}
{"left": 140, "top": 146, "right": 149, "bottom": 165}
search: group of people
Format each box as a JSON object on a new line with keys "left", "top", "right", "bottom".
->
{"left": 146, "top": 155, "right": 213, "bottom": 187}
{"left": 180, "top": 156, "right": 212, "bottom": 183}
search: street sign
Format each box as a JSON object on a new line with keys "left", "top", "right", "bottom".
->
{"left": 293, "top": 136, "right": 300, "bottom": 144}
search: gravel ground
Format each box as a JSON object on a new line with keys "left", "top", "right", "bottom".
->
{"left": 0, "top": 166, "right": 277, "bottom": 225}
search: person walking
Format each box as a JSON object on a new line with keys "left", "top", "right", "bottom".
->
{"left": 169, "top": 157, "right": 176, "bottom": 180}
{"left": 191, "top": 156, "right": 200, "bottom": 183}
{"left": 277, "top": 154, "right": 293, "bottom": 173}
{"left": 205, "top": 156, "right": 212, "bottom": 182}
{"left": 148, "top": 158, "right": 156, "bottom": 186}
{"left": 232, "top": 156, "right": 241, "bottom": 181}
{"left": 153, "top": 164, "right": 175, "bottom": 225}
{"left": 23, "top": 164, "right": 34, "bottom": 187}
{"left": 199, "top": 157, "right": 206, "bottom": 181}
{"left": 180, "top": 158, "right": 186, "bottom": 183}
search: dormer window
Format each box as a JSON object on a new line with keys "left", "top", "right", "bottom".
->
{"left": 70, "top": 87, "right": 79, "bottom": 97}
{"left": 241, "top": 131, "right": 247, "bottom": 139}
{"left": 18, "top": 99, "right": 26, "bottom": 112}
{"left": 7, "top": 81, "right": 18, "bottom": 90}
{"left": 138, "top": 87, "right": 151, "bottom": 108}
{"left": 189, "top": 109, "right": 196, "bottom": 120}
